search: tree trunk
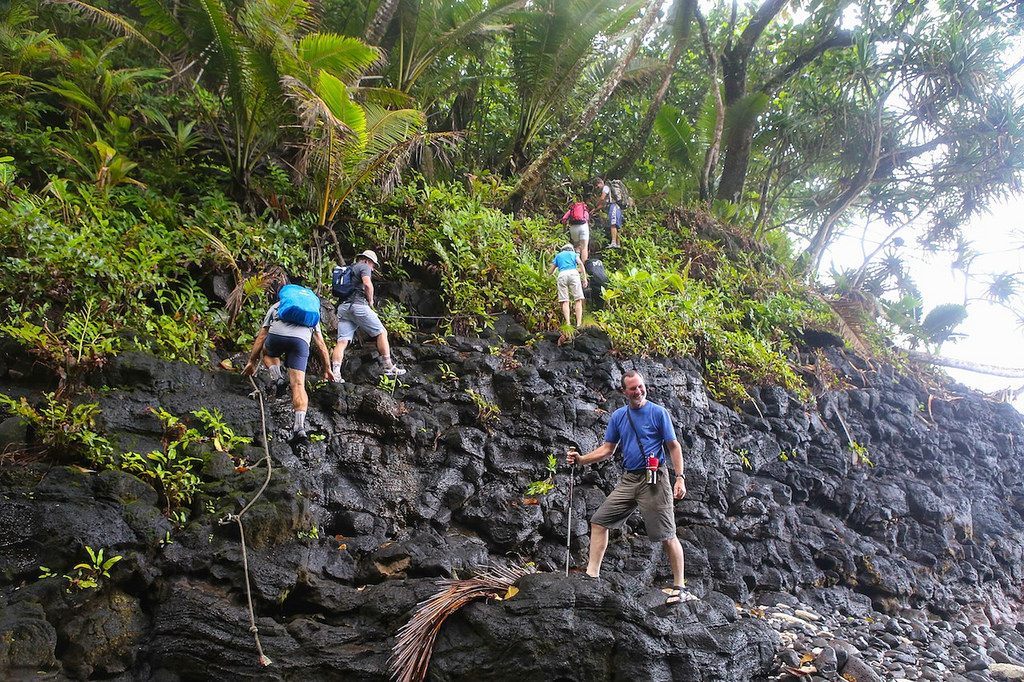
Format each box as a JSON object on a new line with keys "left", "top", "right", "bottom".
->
{"left": 713, "top": 0, "right": 787, "bottom": 203}
{"left": 802, "top": 95, "right": 885, "bottom": 275}
{"left": 906, "top": 350, "right": 1024, "bottom": 378}
{"left": 506, "top": 0, "right": 665, "bottom": 210}
{"left": 696, "top": 6, "right": 723, "bottom": 202}
{"left": 607, "top": 0, "right": 694, "bottom": 180}
{"left": 364, "top": 0, "right": 401, "bottom": 46}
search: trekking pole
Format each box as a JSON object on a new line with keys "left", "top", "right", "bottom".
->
{"left": 565, "top": 448, "right": 577, "bottom": 576}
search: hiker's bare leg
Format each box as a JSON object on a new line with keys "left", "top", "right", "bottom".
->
{"left": 331, "top": 338, "right": 349, "bottom": 365}
{"left": 574, "top": 299, "right": 584, "bottom": 326}
{"left": 611, "top": 225, "right": 620, "bottom": 246}
{"left": 560, "top": 301, "right": 571, "bottom": 326}
{"left": 580, "top": 239, "right": 589, "bottom": 263}
{"left": 374, "top": 330, "right": 392, "bottom": 359}
{"left": 289, "top": 369, "right": 307, "bottom": 412}
{"left": 663, "top": 537, "right": 685, "bottom": 587}
{"left": 586, "top": 523, "right": 608, "bottom": 577}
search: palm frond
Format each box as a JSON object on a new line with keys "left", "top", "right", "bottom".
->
{"left": 43, "top": 0, "right": 161, "bottom": 54}
{"left": 350, "top": 85, "right": 415, "bottom": 109}
{"left": 389, "top": 565, "right": 530, "bottom": 682}
{"left": 360, "top": 103, "right": 425, "bottom": 159}
{"left": 132, "top": 0, "right": 189, "bottom": 50}
{"left": 655, "top": 104, "right": 697, "bottom": 170}
{"left": 298, "top": 33, "right": 382, "bottom": 83}
{"left": 399, "top": 0, "right": 526, "bottom": 91}
{"left": 197, "top": 0, "right": 247, "bottom": 107}
{"left": 723, "top": 92, "right": 770, "bottom": 137}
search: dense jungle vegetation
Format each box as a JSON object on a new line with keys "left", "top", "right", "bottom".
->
{"left": 1, "top": 0, "right": 1023, "bottom": 417}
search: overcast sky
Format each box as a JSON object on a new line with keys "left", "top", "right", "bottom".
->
{"left": 822, "top": 197, "right": 1024, "bottom": 413}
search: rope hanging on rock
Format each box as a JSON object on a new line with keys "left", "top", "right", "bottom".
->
{"left": 217, "top": 374, "right": 275, "bottom": 667}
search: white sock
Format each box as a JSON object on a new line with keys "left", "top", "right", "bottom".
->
{"left": 268, "top": 364, "right": 282, "bottom": 380}
{"left": 294, "top": 411, "right": 305, "bottom": 431}
{"left": 381, "top": 354, "right": 394, "bottom": 369}
{"left": 331, "top": 362, "right": 341, "bottom": 376}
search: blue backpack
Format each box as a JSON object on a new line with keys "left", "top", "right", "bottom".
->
{"left": 331, "top": 263, "right": 358, "bottom": 300}
{"left": 276, "top": 284, "right": 321, "bottom": 327}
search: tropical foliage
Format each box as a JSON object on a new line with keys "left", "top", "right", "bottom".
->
{"left": 0, "top": 0, "right": 1022, "bottom": 407}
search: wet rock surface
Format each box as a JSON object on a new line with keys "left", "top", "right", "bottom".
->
{"left": 1, "top": 323, "right": 1023, "bottom": 680}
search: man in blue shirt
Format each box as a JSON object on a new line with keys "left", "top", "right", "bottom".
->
{"left": 567, "top": 370, "right": 696, "bottom": 604}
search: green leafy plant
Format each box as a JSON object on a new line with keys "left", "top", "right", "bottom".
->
{"left": 438, "top": 362, "right": 458, "bottom": 381}
{"left": 847, "top": 441, "right": 873, "bottom": 466}
{"left": 119, "top": 407, "right": 212, "bottom": 515}
{"left": 525, "top": 453, "right": 559, "bottom": 496}
{"left": 378, "top": 374, "right": 408, "bottom": 395}
{"left": 378, "top": 300, "right": 415, "bottom": 342}
{"left": 0, "top": 391, "right": 113, "bottom": 466}
{"left": 466, "top": 389, "right": 500, "bottom": 428}
{"left": 735, "top": 448, "right": 752, "bottom": 470}
{"left": 40, "top": 546, "right": 122, "bottom": 592}
{"left": 191, "top": 407, "right": 251, "bottom": 458}
{"left": 297, "top": 526, "right": 320, "bottom": 540}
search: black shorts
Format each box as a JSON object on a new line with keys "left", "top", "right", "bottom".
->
{"left": 264, "top": 333, "right": 310, "bottom": 373}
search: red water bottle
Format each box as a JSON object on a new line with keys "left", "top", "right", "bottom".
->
{"left": 646, "top": 455, "right": 659, "bottom": 485}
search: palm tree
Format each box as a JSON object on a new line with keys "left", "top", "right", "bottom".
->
{"left": 507, "top": 0, "right": 662, "bottom": 206}
{"left": 286, "top": 68, "right": 428, "bottom": 227}
{"left": 606, "top": 0, "right": 695, "bottom": 180}
{"left": 502, "top": 0, "right": 630, "bottom": 174}
{"left": 387, "top": 0, "right": 525, "bottom": 98}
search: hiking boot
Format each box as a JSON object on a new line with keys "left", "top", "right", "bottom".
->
{"left": 290, "top": 429, "right": 308, "bottom": 443}
{"left": 383, "top": 365, "right": 407, "bottom": 377}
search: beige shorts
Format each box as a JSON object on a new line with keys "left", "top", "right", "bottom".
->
{"left": 590, "top": 468, "right": 677, "bottom": 542}
{"left": 569, "top": 222, "right": 590, "bottom": 244}
{"left": 556, "top": 270, "right": 584, "bottom": 302}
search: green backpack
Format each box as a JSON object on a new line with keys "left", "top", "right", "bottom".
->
{"left": 609, "top": 179, "right": 633, "bottom": 210}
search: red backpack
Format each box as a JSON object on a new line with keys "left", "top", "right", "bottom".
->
{"left": 568, "top": 202, "right": 588, "bottom": 224}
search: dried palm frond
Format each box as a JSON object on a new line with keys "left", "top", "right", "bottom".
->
{"left": 390, "top": 565, "right": 530, "bottom": 682}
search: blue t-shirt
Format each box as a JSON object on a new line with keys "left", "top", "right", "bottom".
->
{"left": 553, "top": 250, "right": 579, "bottom": 272}
{"left": 604, "top": 401, "right": 677, "bottom": 471}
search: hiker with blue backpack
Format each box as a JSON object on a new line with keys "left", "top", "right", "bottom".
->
{"left": 242, "top": 276, "right": 334, "bottom": 441}
{"left": 330, "top": 249, "right": 407, "bottom": 382}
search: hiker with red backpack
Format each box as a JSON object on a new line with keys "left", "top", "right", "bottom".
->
{"left": 560, "top": 200, "right": 591, "bottom": 263}
{"left": 243, "top": 275, "right": 335, "bottom": 442}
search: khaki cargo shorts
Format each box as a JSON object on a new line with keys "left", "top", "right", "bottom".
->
{"left": 590, "top": 468, "right": 677, "bottom": 542}
{"left": 556, "top": 270, "right": 584, "bottom": 302}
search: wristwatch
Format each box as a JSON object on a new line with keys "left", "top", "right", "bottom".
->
{"left": 676, "top": 474, "right": 685, "bottom": 479}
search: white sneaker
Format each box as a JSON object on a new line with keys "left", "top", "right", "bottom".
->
{"left": 383, "top": 365, "right": 407, "bottom": 377}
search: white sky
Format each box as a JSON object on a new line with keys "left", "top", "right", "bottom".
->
{"left": 821, "top": 198, "right": 1024, "bottom": 413}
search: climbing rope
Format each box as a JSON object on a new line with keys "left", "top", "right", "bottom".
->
{"left": 217, "top": 374, "right": 275, "bottom": 667}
